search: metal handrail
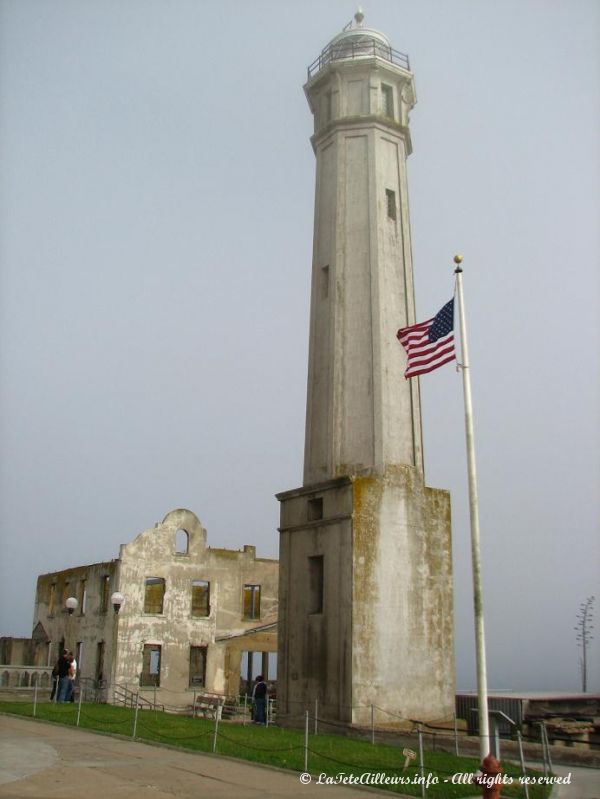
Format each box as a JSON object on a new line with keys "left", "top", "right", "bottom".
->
{"left": 307, "top": 39, "right": 409, "bottom": 81}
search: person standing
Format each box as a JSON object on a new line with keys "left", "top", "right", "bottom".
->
{"left": 56, "top": 650, "right": 72, "bottom": 703}
{"left": 49, "top": 658, "right": 60, "bottom": 701}
{"left": 252, "top": 675, "right": 267, "bottom": 725}
{"left": 66, "top": 651, "right": 77, "bottom": 702}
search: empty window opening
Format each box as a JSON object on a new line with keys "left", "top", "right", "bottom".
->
{"left": 95, "top": 641, "right": 105, "bottom": 683}
{"left": 191, "top": 580, "right": 210, "bottom": 617}
{"left": 175, "top": 528, "right": 189, "bottom": 555}
{"left": 321, "top": 265, "right": 329, "bottom": 300}
{"left": 386, "top": 189, "right": 397, "bottom": 220}
{"left": 144, "top": 577, "right": 166, "bottom": 614}
{"left": 382, "top": 83, "right": 394, "bottom": 118}
{"left": 243, "top": 584, "right": 261, "bottom": 620}
{"left": 239, "top": 650, "right": 277, "bottom": 695}
{"left": 308, "top": 555, "right": 324, "bottom": 614}
{"left": 78, "top": 579, "right": 87, "bottom": 615}
{"left": 141, "top": 644, "right": 161, "bottom": 687}
{"left": 189, "top": 645, "right": 207, "bottom": 687}
{"left": 48, "top": 583, "right": 56, "bottom": 616}
{"left": 61, "top": 581, "right": 71, "bottom": 610}
{"left": 100, "top": 575, "right": 110, "bottom": 614}
{"left": 308, "top": 497, "right": 323, "bottom": 521}
{"left": 324, "top": 89, "right": 333, "bottom": 122}
{"left": 75, "top": 642, "right": 83, "bottom": 673}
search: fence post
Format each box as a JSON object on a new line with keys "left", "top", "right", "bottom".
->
{"left": 132, "top": 693, "right": 139, "bottom": 739}
{"left": 454, "top": 713, "right": 459, "bottom": 756}
{"left": 371, "top": 704, "right": 375, "bottom": 745}
{"left": 193, "top": 690, "right": 197, "bottom": 719}
{"left": 304, "top": 710, "right": 309, "bottom": 773}
{"left": 517, "top": 731, "right": 530, "bottom": 799}
{"left": 417, "top": 725, "right": 426, "bottom": 799}
{"left": 542, "top": 722, "right": 553, "bottom": 774}
{"left": 33, "top": 682, "right": 38, "bottom": 717}
{"left": 76, "top": 682, "right": 83, "bottom": 727}
{"left": 314, "top": 699, "right": 318, "bottom": 735}
{"left": 243, "top": 693, "right": 248, "bottom": 725}
{"left": 212, "top": 705, "right": 220, "bottom": 753}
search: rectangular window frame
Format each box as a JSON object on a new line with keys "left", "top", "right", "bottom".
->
{"left": 48, "top": 583, "right": 56, "bottom": 616}
{"left": 308, "top": 555, "right": 324, "bottom": 615}
{"left": 100, "top": 575, "right": 110, "bottom": 614}
{"left": 382, "top": 83, "right": 394, "bottom": 118}
{"left": 386, "top": 188, "right": 397, "bottom": 220}
{"left": 191, "top": 580, "right": 210, "bottom": 618}
{"left": 243, "top": 584, "right": 261, "bottom": 620}
{"left": 141, "top": 644, "right": 162, "bottom": 687}
{"left": 144, "top": 577, "right": 166, "bottom": 615}
{"left": 78, "top": 578, "right": 87, "bottom": 616}
{"left": 189, "top": 645, "right": 208, "bottom": 687}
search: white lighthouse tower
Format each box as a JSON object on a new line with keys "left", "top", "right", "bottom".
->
{"left": 277, "top": 12, "right": 455, "bottom": 727}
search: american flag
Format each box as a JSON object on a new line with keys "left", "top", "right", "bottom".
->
{"left": 397, "top": 298, "right": 455, "bottom": 378}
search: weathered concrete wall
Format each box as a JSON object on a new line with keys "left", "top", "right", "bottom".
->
{"left": 114, "top": 509, "right": 278, "bottom": 706}
{"left": 352, "top": 466, "right": 454, "bottom": 724}
{"left": 30, "top": 509, "right": 278, "bottom": 706}
{"left": 34, "top": 561, "right": 118, "bottom": 681}
{"left": 278, "top": 470, "right": 454, "bottom": 728}
{"left": 277, "top": 478, "right": 354, "bottom": 725}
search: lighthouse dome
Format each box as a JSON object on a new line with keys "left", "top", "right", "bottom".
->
{"left": 307, "top": 9, "right": 409, "bottom": 81}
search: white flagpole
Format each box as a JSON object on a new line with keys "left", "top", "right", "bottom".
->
{"left": 453, "top": 254, "right": 490, "bottom": 761}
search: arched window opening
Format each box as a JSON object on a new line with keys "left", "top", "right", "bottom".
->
{"left": 175, "top": 529, "right": 189, "bottom": 555}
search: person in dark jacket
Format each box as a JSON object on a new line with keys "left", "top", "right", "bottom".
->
{"left": 56, "top": 650, "right": 72, "bottom": 702}
{"left": 252, "top": 675, "right": 268, "bottom": 724}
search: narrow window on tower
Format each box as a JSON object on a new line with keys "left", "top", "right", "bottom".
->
{"left": 382, "top": 83, "right": 394, "bottom": 118}
{"left": 325, "top": 90, "right": 333, "bottom": 122}
{"left": 307, "top": 497, "right": 323, "bottom": 521}
{"left": 308, "top": 555, "right": 324, "bottom": 615}
{"left": 321, "top": 265, "right": 329, "bottom": 300}
{"left": 386, "top": 189, "right": 397, "bottom": 220}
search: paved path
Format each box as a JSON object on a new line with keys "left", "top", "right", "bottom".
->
{"left": 1, "top": 716, "right": 599, "bottom": 798}
{"left": 0, "top": 715, "right": 390, "bottom": 798}
{"left": 550, "top": 763, "right": 600, "bottom": 799}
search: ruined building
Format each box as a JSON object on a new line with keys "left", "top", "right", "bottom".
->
{"left": 22, "top": 509, "right": 277, "bottom": 706}
{"left": 276, "top": 13, "right": 455, "bottom": 727}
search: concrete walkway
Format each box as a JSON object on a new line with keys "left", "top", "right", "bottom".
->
{"left": 1, "top": 715, "right": 599, "bottom": 798}
{"left": 0, "top": 715, "right": 391, "bottom": 798}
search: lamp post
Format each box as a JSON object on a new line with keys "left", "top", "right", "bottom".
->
{"left": 111, "top": 592, "right": 125, "bottom": 614}
{"left": 65, "top": 596, "right": 78, "bottom": 650}
{"left": 110, "top": 592, "right": 125, "bottom": 700}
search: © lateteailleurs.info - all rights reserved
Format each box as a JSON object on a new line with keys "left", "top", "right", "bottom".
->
{"left": 298, "top": 771, "right": 574, "bottom": 788}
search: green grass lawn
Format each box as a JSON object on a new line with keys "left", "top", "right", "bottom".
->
{"left": 0, "top": 700, "right": 552, "bottom": 798}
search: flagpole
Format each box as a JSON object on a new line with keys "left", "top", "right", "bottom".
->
{"left": 453, "top": 254, "right": 490, "bottom": 762}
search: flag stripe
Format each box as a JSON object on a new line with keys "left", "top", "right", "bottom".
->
{"left": 405, "top": 351, "right": 456, "bottom": 378}
{"left": 397, "top": 298, "right": 455, "bottom": 379}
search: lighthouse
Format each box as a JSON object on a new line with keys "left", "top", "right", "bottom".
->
{"left": 277, "top": 12, "right": 455, "bottom": 727}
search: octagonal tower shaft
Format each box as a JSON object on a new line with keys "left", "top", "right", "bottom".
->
{"left": 303, "top": 46, "right": 423, "bottom": 486}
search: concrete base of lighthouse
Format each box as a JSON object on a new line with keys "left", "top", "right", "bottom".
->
{"left": 276, "top": 465, "right": 455, "bottom": 728}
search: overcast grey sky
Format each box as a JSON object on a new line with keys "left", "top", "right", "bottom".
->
{"left": 1, "top": 0, "right": 598, "bottom": 694}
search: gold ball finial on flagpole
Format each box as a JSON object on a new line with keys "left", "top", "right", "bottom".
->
{"left": 453, "top": 254, "right": 463, "bottom": 264}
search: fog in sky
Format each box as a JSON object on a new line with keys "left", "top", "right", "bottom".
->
{"left": 1, "top": 0, "right": 598, "bottom": 694}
